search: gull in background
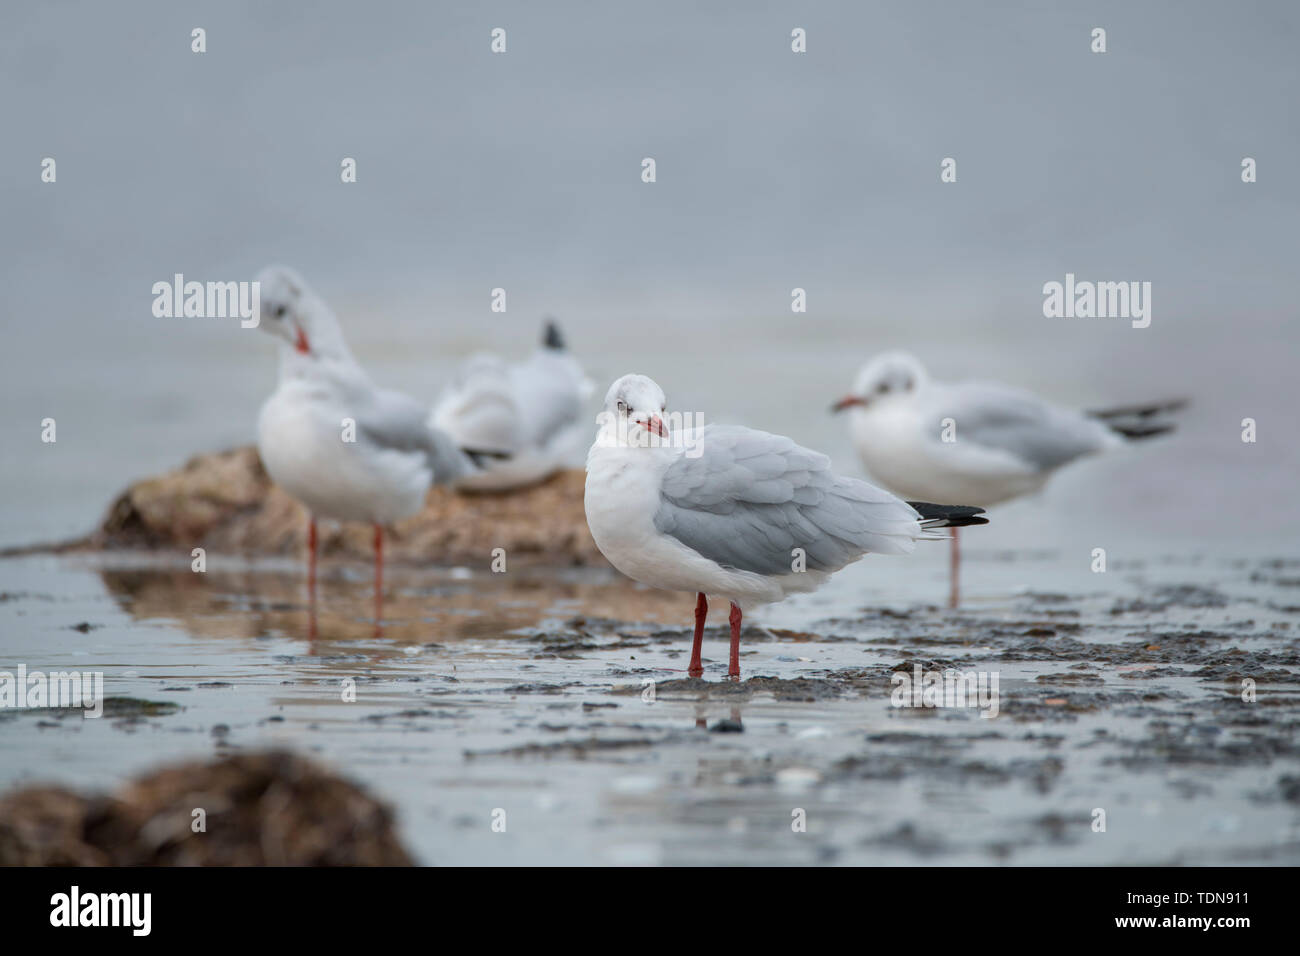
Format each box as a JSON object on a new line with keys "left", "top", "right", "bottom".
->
{"left": 430, "top": 320, "right": 593, "bottom": 491}
{"left": 585, "top": 374, "right": 987, "bottom": 679}
{"left": 254, "top": 265, "right": 489, "bottom": 622}
{"left": 832, "top": 350, "right": 1184, "bottom": 606}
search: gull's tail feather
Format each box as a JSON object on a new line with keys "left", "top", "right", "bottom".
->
{"left": 1087, "top": 398, "right": 1186, "bottom": 441}
{"left": 907, "top": 502, "right": 989, "bottom": 530}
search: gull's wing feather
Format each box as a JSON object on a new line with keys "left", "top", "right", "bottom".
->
{"left": 359, "top": 387, "right": 477, "bottom": 484}
{"left": 510, "top": 350, "right": 585, "bottom": 452}
{"left": 431, "top": 354, "right": 522, "bottom": 454}
{"left": 924, "top": 382, "right": 1115, "bottom": 471}
{"left": 654, "top": 424, "right": 923, "bottom": 576}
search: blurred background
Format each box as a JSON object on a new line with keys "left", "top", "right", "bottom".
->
{"left": 2, "top": 0, "right": 1297, "bottom": 561}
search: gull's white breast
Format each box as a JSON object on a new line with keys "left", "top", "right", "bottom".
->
{"left": 258, "top": 380, "right": 430, "bottom": 524}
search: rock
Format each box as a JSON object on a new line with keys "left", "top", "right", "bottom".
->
{"left": 0, "top": 750, "right": 414, "bottom": 866}
{"left": 80, "top": 446, "right": 604, "bottom": 566}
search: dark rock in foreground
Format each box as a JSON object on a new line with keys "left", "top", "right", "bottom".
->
{"left": 0, "top": 750, "right": 414, "bottom": 866}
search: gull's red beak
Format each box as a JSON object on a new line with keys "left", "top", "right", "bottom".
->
{"left": 831, "top": 395, "right": 866, "bottom": 413}
{"left": 294, "top": 326, "right": 311, "bottom": 355}
{"left": 645, "top": 415, "right": 669, "bottom": 438}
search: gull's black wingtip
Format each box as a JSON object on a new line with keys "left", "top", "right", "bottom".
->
{"left": 1087, "top": 398, "right": 1187, "bottom": 441}
{"left": 1088, "top": 398, "right": 1188, "bottom": 420}
{"left": 542, "top": 318, "right": 566, "bottom": 350}
{"left": 907, "top": 502, "right": 989, "bottom": 527}
{"left": 463, "top": 447, "right": 512, "bottom": 468}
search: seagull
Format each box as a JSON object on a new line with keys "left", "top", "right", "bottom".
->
{"left": 254, "top": 265, "right": 486, "bottom": 618}
{"left": 429, "top": 320, "right": 593, "bottom": 491}
{"left": 584, "top": 374, "right": 988, "bottom": 679}
{"left": 832, "top": 350, "right": 1184, "bottom": 605}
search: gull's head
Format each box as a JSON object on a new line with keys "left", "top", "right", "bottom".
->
{"left": 832, "top": 351, "right": 927, "bottom": 413}
{"left": 600, "top": 374, "right": 669, "bottom": 444}
{"left": 256, "top": 265, "right": 316, "bottom": 356}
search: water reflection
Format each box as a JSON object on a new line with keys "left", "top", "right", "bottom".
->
{"left": 693, "top": 704, "right": 744, "bottom": 732}
{"left": 95, "top": 559, "right": 686, "bottom": 649}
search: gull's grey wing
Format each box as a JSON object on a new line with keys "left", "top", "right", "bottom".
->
{"left": 358, "top": 387, "right": 477, "bottom": 484}
{"left": 654, "top": 424, "right": 923, "bottom": 576}
{"left": 925, "top": 382, "right": 1114, "bottom": 471}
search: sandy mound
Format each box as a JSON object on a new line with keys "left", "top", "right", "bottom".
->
{"left": 78, "top": 446, "right": 603, "bottom": 566}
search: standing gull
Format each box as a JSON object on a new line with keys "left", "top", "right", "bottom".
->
{"left": 585, "top": 374, "right": 987, "bottom": 679}
{"left": 430, "top": 319, "right": 593, "bottom": 491}
{"left": 832, "top": 351, "right": 1183, "bottom": 606}
{"left": 254, "top": 266, "right": 484, "bottom": 620}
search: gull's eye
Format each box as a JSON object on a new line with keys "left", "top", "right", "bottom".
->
{"left": 273, "top": 305, "right": 287, "bottom": 319}
{"left": 876, "top": 382, "right": 889, "bottom": 394}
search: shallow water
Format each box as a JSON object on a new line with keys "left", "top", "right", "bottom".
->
{"left": 3, "top": 547, "right": 1297, "bottom": 866}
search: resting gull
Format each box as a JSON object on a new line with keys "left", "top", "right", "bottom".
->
{"left": 585, "top": 373, "right": 987, "bottom": 679}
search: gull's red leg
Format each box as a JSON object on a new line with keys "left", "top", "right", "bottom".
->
{"left": 728, "top": 602, "right": 742, "bottom": 679}
{"left": 307, "top": 515, "right": 318, "bottom": 599}
{"left": 373, "top": 523, "right": 384, "bottom": 631}
{"left": 689, "top": 592, "right": 707, "bottom": 677}
{"left": 305, "top": 515, "right": 319, "bottom": 646}
{"left": 949, "top": 527, "right": 960, "bottom": 609}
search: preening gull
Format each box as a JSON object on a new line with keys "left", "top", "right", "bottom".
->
{"left": 430, "top": 319, "right": 593, "bottom": 491}
{"left": 833, "top": 350, "right": 1183, "bottom": 605}
{"left": 585, "top": 374, "right": 987, "bottom": 679}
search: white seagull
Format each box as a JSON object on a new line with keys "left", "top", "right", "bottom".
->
{"left": 430, "top": 320, "right": 593, "bottom": 491}
{"left": 254, "top": 265, "right": 485, "bottom": 610}
{"left": 832, "top": 350, "right": 1184, "bottom": 605}
{"left": 585, "top": 374, "right": 987, "bottom": 679}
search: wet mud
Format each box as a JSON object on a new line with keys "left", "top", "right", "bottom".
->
{"left": 0, "top": 551, "right": 1297, "bottom": 865}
